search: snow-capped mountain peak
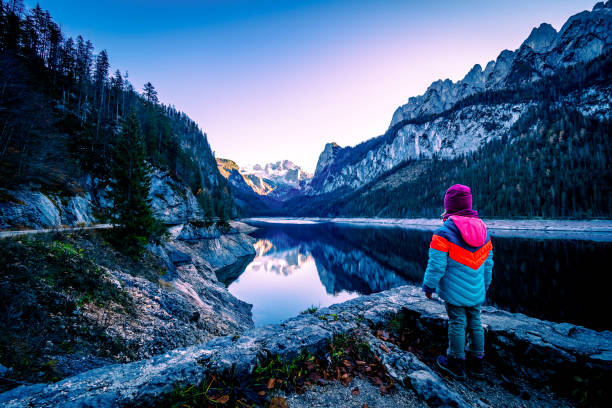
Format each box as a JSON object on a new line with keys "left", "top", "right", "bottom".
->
{"left": 242, "top": 160, "right": 312, "bottom": 188}
{"left": 218, "top": 158, "right": 312, "bottom": 204}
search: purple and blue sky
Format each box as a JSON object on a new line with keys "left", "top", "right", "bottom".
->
{"left": 31, "top": 0, "right": 595, "bottom": 172}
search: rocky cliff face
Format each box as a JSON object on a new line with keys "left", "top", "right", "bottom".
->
{"left": 98, "top": 221, "right": 257, "bottom": 358}
{"left": 390, "top": 2, "right": 612, "bottom": 125}
{"left": 311, "top": 103, "right": 529, "bottom": 194}
{"left": 0, "top": 168, "right": 204, "bottom": 230}
{"left": 0, "top": 190, "right": 96, "bottom": 230}
{"left": 307, "top": 2, "right": 612, "bottom": 196}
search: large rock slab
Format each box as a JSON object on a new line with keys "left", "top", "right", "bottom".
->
{"left": 1, "top": 285, "right": 610, "bottom": 407}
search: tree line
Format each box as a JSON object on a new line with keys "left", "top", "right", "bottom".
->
{"left": 0, "top": 0, "right": 234, "bottom": 252}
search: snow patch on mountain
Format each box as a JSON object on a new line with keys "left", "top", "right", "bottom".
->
{"left": 241, "top": 160, "right": 312, "bottom": 189}
{"left": 217, "top": 159, "right": 312, "bottom": 201}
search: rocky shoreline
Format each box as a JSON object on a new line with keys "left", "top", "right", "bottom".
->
{"left": 243, "top": 217, "right": 612, "bottom": 241}
{"left": 2, "top": 285, "right": 609, "bottom": 407}
{"left": 0, "top": 221, "right": 256, "bottom": 387}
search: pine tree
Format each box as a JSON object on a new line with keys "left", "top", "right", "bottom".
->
{"left": 110, "top": 111, "right": 160, "bottom": 255}
{"left": 143, "top": 81, "right": 158, "bottom": 104}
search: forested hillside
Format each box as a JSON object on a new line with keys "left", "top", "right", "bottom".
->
{"left": 291, "top": 105, "right": 611, "bottom": 218}
{"left": 0, "top": 1, "right": 233, "bottom": 222}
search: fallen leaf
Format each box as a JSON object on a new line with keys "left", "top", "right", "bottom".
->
{"left": 214, "top": 395, "right": 229, "bottom": 404}
{"left": 267, "top": 378, "right": 276, "bottom": 389}
{"left": 352, "top": 387, "right": 360, "bottom": 396}
{"left": 355, "top": 360, "right": 366, "bottom": 365}
{"left": 270, "top": 396, "right": 289, "bottom": 408}
{"left": 343, "top": 359, "right": 352, "bottom": 367}
{"left": 363, "top": 404, "right": 369, "bottom": 408}
{"left": 379, "top": 344, "right": 390, "bottom": 353}
{"left": 258, "top": 390, "right": 266, "bottom": 396}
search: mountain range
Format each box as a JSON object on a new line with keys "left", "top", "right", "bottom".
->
{"left": 283, "top": 1, "right": 612, "bottom": 218}
{"left": 216, "top": 158, "right": 312, "bottom": 215}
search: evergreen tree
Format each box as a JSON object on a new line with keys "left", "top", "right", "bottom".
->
{"left": 110, "top": 111, "right": 161, "bottom": 255}
{"left": 110, "top": 69, "right": 123, "bottom": 121}
{"left": 143, "top": 81, "right": 158, "bottom": 104}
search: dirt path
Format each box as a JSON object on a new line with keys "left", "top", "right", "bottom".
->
{"left": 0, "top": 224, "right": 113, "bottom": 239}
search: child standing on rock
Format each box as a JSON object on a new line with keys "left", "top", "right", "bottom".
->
{"left": 422, "top": 184, "right": 494, "bottom": 379}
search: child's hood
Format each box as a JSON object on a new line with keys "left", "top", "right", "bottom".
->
{"left": 450, "top": 216, "right": 487, "bottom": 247}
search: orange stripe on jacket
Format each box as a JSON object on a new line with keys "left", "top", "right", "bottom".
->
{"left": 448, "top": 240, "right": 492, "bottom": 270}
{"left": 430, "top": 235, "right": 450, "bottom": 252}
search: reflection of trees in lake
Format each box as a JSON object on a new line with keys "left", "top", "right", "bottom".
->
{"left": 488, "top": 237, "right": 610, "bottom": 331}
{"left": 247, "top": 223, "right": 610, "bottom": 330}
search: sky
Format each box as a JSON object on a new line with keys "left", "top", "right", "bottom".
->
{"left": 30, "top": 0, "right": 596, "bottom": 173}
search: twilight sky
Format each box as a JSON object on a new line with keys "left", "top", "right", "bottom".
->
{"left": 32, "top": 0, "right": 595, "bottom": 173}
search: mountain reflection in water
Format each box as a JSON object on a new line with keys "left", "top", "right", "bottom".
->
{"left": 228, "top": 222, "right": 610, "bottom": 330}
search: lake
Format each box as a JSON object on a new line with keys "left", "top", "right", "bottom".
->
{"left": 227, "top": 220, "right": 611, "bottom": 331}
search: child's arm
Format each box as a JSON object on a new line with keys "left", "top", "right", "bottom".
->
{"left": 422, "top": 234, "right": 450, "bottom": 296}
{"left": 484, "top": 249, "right": 494, "bottom": 291}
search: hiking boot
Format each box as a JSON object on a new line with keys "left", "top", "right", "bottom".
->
{"left": 467, "top": 355, "right": 485, "bottom": 378}
{"left": 436, "top": 355, "right": 466, "bottom": 379}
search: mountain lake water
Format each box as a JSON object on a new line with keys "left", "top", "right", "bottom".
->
{"left": 226, "top": 220, "right": 611, "bottom": 331}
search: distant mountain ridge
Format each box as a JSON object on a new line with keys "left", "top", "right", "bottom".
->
{"left": 241, "top": 160, "right": 312, "bottom": 191}
{"left": 217, "top": 158, "right": 312, "bottom": 215}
